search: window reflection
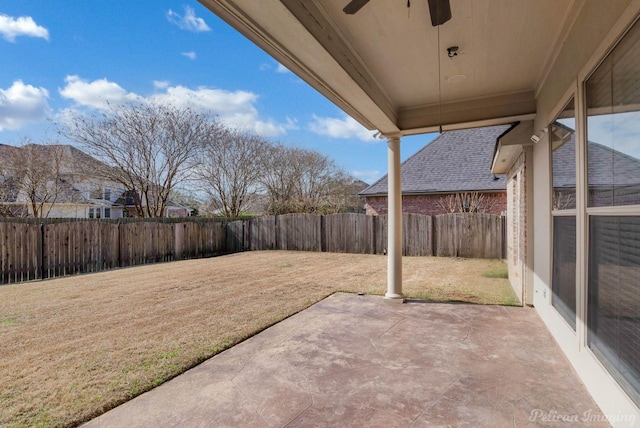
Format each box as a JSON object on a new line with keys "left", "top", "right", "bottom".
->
{"left": 586, "top": 21, "right": 640, "bottom": 207}
{"left": 586, "top": 17, "right": 640, "bottom": 406}
{"left": 551, "top": 98, "right": 577, "bottom": 329}
{"left": 551, "top": 99, "right": 576, "bottom": 210}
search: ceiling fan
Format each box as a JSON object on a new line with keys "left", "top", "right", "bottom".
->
{"left": 343, "top": 0, "right": 452, "bottom": 26}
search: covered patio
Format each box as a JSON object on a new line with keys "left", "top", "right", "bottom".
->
{"left": 197, "top": 1, "right": 640, "bottom": 422}
{"left": 84, "top": 293, "right": 609, "bottom": 427}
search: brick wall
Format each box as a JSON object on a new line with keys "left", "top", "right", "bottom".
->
{"left": 365, "top": 192, "right": 507, "bottom": 216}
{"left": 506, "top": 151, "right": 527, "bottom": 304}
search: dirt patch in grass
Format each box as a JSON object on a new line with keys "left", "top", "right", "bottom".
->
{"left": 0, "top": 251, "right": 517, "bottom": 427}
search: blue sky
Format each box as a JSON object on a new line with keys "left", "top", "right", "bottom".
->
{"left": 0, "top": 1, "right": 436, "bottom": 185}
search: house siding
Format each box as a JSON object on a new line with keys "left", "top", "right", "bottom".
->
{"left": 365, "top": 192, "right": 506, "bottom": 216}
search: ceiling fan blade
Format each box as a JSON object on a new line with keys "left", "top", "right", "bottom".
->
{"left": 427, "top": 0, "right": 452, "bottom": 26}
{"left": 343, "top": 0, "right": 370, "bottom": 15}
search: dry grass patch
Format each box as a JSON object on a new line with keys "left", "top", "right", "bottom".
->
{"left": 0, "top": 251, "right": 517, "bottom": 427}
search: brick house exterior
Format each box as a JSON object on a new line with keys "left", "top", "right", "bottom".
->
{"left": 364, "top": 192, "right": 506, "bottom": 216}
{"left": 360, "top": 126, "right": 509, "bottom": 216}
{"left": 504, "top": 150, "right": 530, "bottom": 305}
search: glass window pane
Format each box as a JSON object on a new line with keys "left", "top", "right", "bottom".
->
{"left": 588, "top": 216, "right": 640, "bottom": 405}
{"left": 552, "top": 99, "right": 576, "bottom": 210}
{"left": 552, "top": 216, "right": 576, "bottom": 329}
{"left": 586, "top": 19, "right": 640, "bottom": 207}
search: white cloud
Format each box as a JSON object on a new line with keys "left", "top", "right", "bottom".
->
{"left": 352, "top": 170, "right": 381, "bottom": 184}
{"left": 152, "top": 84, "right": 258, "bottom": 113}
{"left": 151, "top": 85, "right": 296, "bottom": 137}
{"left": 59, "top": 75, "right": 140, "bottom": 109}
{"left": 260, "top": 62, "right": 291, "bottom": 74}
{"left": 58, "top": 76, "right": 295, "bottom": 138}
{"left": 0, "top": 80, "right": 50, "bottom": 131}
{"left": 587, "top": 112, "right": 640, "bottom": 160}
{"left": 166, "top": 6, "right": 210, "bottom": 32}
{"left": 309, "top": 114, "right": 376, "bottom": 142}
{"left": 276, "top": 63, "right": 290, "bottom": 74}
{"left": 182, "top": 51, "right": 197, "bottom": 60}
{"left": 153, "top": 80, "right": 170, "bottom": 89}
{"left": 0, "top": 14, "right": 49, "bottom": 42}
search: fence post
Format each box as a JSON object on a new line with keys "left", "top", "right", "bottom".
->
{"left": 117, "top": 222, "right": 122, "bottom": 268}
{"left": 430, "top": 216, "right": 436, "bottom": 256}
{"left": 246, "top": 219, "right": 251, "bottom": 251}
{"left": 320, "top": 215, "right": 326, "bottom": 253}
{"left": 241, "top": 221, "right": 245, "bottom": 252}
{"left": 501, "top": 215, "right": 506, "bottom": 259}
{"left": 222, "top": 221, "right": 227, "bottom": 254}
{"left": 39, "top": 223, "right": 45, "bottom": 280}
{"left": 171, "top": 223, "right": 175, "bottom": 261}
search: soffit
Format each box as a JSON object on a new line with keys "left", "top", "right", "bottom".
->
{"left": 200, "top": 0, "right": 582, "bottom": 133}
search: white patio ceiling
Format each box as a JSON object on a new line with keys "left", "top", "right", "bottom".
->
{"left": 199, "top": 0, "right": 598, "bottom": 136}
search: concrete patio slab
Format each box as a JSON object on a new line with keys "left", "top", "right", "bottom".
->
{"left": 83, "top": 293, "right": 608, "bottom": 427}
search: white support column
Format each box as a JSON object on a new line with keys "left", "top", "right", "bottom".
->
{"left": 385, "top": 135, "right": 404, "bottom": 302}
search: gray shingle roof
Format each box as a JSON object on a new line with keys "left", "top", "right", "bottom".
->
{"left": 553, "top": 131, "right": 640, "bottom": 188}
{"left": 360, "top": 125, "right": 510, "bottom": 196}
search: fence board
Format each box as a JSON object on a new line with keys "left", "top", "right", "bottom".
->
{"left": 323, "top": 213, "right": 374, "bottom": 254}
{"left": 278, "top": 213, "right": 321, "bottom": 252}
{"left": 0, "top": 223, "right": 40, "bottom": 284}
{"left": 226, "top": 221, "right": 245, "bottom": 253}
{"left": 373, "top": 215, "right": 388, "bottom": 255}
{"left": 250, "top": 216, "right": 276, "bottom": 251}
{"left": 174, "top": 222, "right": 226, "bottom": 259}
{"left": 403, "top": 213, "right": 433, "bottom": 256}
{"left": 435, "top": 213, "right": 503, "bottom": 259}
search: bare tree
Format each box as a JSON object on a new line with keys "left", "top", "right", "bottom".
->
{"left": 0, "top": 140, "right": 65, "bottom": 218}
{"left": 436, "top": 193, "right": 459, "bottom": 214}
{"left": 552, "top": 190, "right": 576, "bottom": 210}
{"left": 61, "top": 102, "right": 221, "bottom": 217}
{"left": 260, "top": 144, "right": 300, "bottom": 214}
{"left": 0, "top": 176, "right": 26, "bottom": 217}
{"left": 194, "top": 128, "right": 269, "bottom": 217}
{"left": 261, "top": 145, "right": 357, "bottom": 214}
{"left": 436, "top": 191, "right": 498, "bottom": 214}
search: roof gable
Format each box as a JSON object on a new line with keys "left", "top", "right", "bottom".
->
{"left": 361, "top": 125, "right": 510, "bottom": 196}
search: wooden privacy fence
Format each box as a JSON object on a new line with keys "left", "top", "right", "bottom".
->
{"left": 434, "top": 213, "right": 504, "bottom": 258}
{"left": 0, "top": 213, "right": 504, "bottom": 285}
{"left": 237, "top": 212, "right": 499, "bottom": 258}
{"left": 0, "top": 221, "right": 227, "bottom": 284}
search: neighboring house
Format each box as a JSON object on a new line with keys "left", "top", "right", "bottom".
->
{"left": 113, "top": 190, "right": 192, "bottom": 218}
{"left": 0, "top": 144, "right": 125, "bottom": 219}
{"left": 205, "top": 1, "right": 640, "bottom": 419}
{"left": 551, "top": 124, "right": 640, "bottom": 208}
{"left": 360, "top": 126, "right": 508, "bottom": 216}
{"left": 164, "top": 201, "right": 193, "bottom": 218}
{"left": 0, "top": 144, "right": 190, "bottom": 218}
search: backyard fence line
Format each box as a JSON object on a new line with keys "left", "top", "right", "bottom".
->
{"left": 0, "top": 221, "right": 229, "bottom": 284}
{"left": 0, "top": 212, "right": 505, "bottom": 285}
{"left": 244, "top": 212, "right": 499, "bottom": 258}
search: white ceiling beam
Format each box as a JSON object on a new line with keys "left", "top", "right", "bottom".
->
{"left": 397, "top": 90, "right": 536, "bottom": 132}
